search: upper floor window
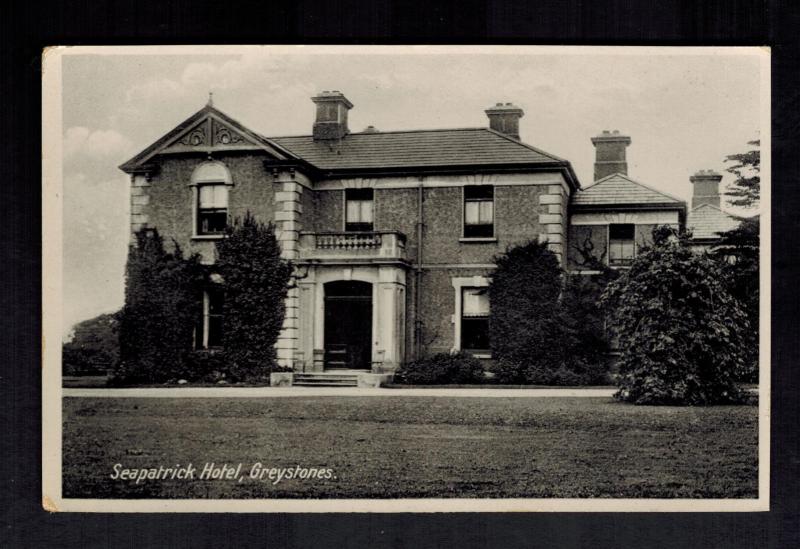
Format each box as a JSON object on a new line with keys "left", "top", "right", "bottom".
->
{"left": 345, "top": 188, "right": 374, "bottom": 232}
{"left": 191, "top": 160, "right": 232, "bottom": 237}
{"left": 461, "top": 287, "right": 491, "bottom": 353}
{"left": 198, "top": 184, "right": 228, "bottom": 235}
{"left": 463, "top": 185, "right": 494, "bottom": 238}
{"left": 609, "top": 224, "right": 635, "bottom": 266}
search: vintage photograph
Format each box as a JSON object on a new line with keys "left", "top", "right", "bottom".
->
{"left": 42, "top": 45, "right": 769, "bottom": 512}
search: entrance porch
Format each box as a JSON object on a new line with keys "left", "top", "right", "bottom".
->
{"left": 291, "top": 231, "right": 410, "bottom": 376}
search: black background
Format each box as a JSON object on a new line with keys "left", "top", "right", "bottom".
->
{"left": 2, "top": 1, "right": 799, "bottom": 547}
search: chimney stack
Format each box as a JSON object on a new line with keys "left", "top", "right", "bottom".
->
{"left": 311, "top": 90, "right": 353, "bottom": 141}
{"left": 485, "top": 102, "right": 524, "bottom": 140}
{"left": 690, "top": 169, "right": 723, "bottom": 209}
{"left": 591, "top": 130, "right": 631, "bottom": 181}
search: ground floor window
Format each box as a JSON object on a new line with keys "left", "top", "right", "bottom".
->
{"left": 197, "top": 287, "right": 224, "bottom": 349}
{"left": 461, "top": 287, "right": 490, "bottom": 353}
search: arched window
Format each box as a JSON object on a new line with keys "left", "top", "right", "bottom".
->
{"left": 191, "top": 160, "right": 232, "bottom": 236}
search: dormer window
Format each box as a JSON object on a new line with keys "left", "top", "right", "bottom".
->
{"left": 190, "top": 160, "right": 233, "bottom": 237}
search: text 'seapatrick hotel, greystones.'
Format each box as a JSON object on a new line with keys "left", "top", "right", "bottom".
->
{"left": 120, "top": 91, "right": 740, "bottom": 385}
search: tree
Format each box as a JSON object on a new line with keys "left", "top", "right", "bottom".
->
{"left": 62, "top": 311, "right": 120, "bottom": 376}
{"left": 713, "top": 215, "right": 760, "bottom": 382}
{"left": 116, "top": 229, "right": 204, "bottom": 383}
{"left": 215, "top": 213, "right": 292, "bottom": 380}
{"left": 717, "top": 139, "right": 761, "bottom": 381}
{"left": 488, "top": 240, "right": 612, "bottom": 385}
{"left": 724, "top": 139, "right": 760, "bottom": 209}
{"left": 601, "top": 227, "right": 750, "bottom": 405}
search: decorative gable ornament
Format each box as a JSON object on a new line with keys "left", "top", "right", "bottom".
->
{"left": 179, "top": 121, "right": 209, "bottom": 147}
{"left": 170, "top": 117, "right": 252, "bottom": 151}
{"left": 213, "top": 119, "right": 245, "bottom": 146}
{"left": 120, "top": 104, "right": 293, "bottom": 174}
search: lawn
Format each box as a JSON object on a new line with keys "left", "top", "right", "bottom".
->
{"left": 62, "top": 396, "right": 758, "bottom": 499}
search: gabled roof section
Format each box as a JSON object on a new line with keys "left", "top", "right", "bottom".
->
{"left": 687, "top": 203, "right": 742, "bottom": 240}
{"left": 270, "top": 127, "right": 575, "bottom": 180}
{"left": 571, "top": 173, "right": 685, "bottom": 208}
{"left": 119, "top": 104, "right": 295, "bottom": 173}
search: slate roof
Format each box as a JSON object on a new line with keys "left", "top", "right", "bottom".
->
{"left": 687, "top": 203, "right": 742, "bottom": 240}
{"left": 270, "top": 128, "right": 568, "bottom": 171}
{"left": 120, "top": 104, "right": 580, "bottom": 188}
{"left": 571, "top": 173, "right": 685, "bottom": 208}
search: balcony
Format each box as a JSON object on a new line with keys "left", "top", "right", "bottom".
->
{"left": 298, "top": 231, "right": 408, "bottom": 263}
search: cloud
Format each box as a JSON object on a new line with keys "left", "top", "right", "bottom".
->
{"left": 64, "top": 127, "right": 132, "bottom": 160}
{"left": 125, "top": 77, "right": 186, "bottom": 103}
{"left": 63, "top": 171, "right": 129, "bottom": 335}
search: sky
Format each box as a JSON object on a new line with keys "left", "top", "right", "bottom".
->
{"left": 58, "top": 46, "right": 766, "bottom": 337}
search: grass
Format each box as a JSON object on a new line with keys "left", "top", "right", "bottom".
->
{"left": 62, "top": 396, "right": 758, "bottom": 499}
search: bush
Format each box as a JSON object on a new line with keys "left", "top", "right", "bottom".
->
{"left": 395, "top": 352, "right": 486, "bottom": 385}
{"left": 62, "top": 346, "right": 113, "bottom": 376}
{"left": 488, "top": 240, "right": 612, "bottom": 385}
{"left": 601, "top": 226, "right": 750, "bottom": 405}
{"left": 114, "top": 229, "right": 204, "bottom": 384}
{"left": 215, "top": 213, "right": 293, "bottom": 381}
{"left": 488, "top": 241, "right": 563, "bottom": 382}
{"left": 492, "top": 358, "right": 609, "bottom": 386}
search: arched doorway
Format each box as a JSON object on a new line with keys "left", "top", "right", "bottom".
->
{"left": 323, "top": 280, "right": 373, "bottom": 370}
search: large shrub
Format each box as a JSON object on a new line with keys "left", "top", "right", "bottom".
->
{"left": 488, "top": 240, "right": 612, "bottom": 385}
{"left": 115, "top": 230, "right": 204, "bottom": 384}
{"left": 488, "top": 241, "right": 563, "bottom": 383}
{"left": 601, "top": 227, "right": 750, "bottom": 405}
{"left": 395, "top": 352, "right": 485, "bottom": 385}
{"left": 215, "top": 213, "right": 293, "bottom": 381}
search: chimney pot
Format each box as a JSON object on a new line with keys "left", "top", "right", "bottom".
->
{"left": 485, "top": 102, "right": 525, "bottom": 140}
{"left": 591, "top": 130, "right": 632, "bottom": 181}
{"left": 690, "top": 169, "right": 723, "bottom": 209}
{"left": 311, "top": 90, "right": 353, "bottom": 141}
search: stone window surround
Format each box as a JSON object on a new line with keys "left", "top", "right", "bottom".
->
{"left": 462, "top": 185, "right": 496, "bottom": 241}
{"left": 451, "top": 275, "right": 491, "bottom": 359}
{"left": 188, "top": 160, "right": 235, "bottom": 240}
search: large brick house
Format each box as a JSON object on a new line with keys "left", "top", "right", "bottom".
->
{"left": 119, "top": 91, "right": 734, "bottom": 376}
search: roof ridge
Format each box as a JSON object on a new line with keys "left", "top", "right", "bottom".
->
{"left": 270, "top": 127, "right": 494, "bottom": 139}
{"left": 691, "top": 202, "right": 723, "bottom": 212}
{"left": 580, "top": 172, "right": 684, "bottom": 204}
{"left": 483, "top": 127, "right": 569, "bottom": 163}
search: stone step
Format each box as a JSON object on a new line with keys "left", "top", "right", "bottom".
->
{"left": 293, "top": 372, "right": 361, "bottom": 387}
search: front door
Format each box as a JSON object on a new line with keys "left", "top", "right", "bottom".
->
{"left": 323, "top": 281, "right": 372, "bottom": 370}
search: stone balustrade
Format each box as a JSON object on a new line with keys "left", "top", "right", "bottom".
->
{"left": 298, "top": 231, "right": 407, "bottom": 262}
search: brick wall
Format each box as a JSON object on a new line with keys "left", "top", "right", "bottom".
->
{"left": 414, "top": 267, "right": 494, "bottom": 356}
{"left": 315, "top": 183, "right": 547, "bottom": 265}
{"left": 567, "top": 224, "right": 608, "bottom": 270}
{"left": 142, "top": 153, "right": 274, "bottom": 260}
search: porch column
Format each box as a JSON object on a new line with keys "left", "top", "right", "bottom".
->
{"left": 297, "top": 266, "right": 318, "bottom": 372}
{"left": 376, "top": 266, "right": 407, "bottom": 372}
